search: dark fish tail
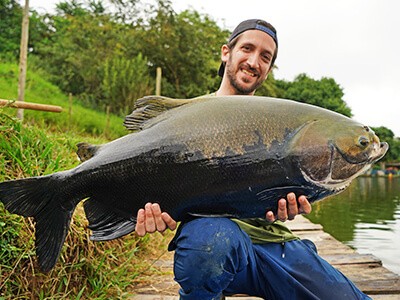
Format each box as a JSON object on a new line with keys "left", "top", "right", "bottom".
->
{"left": 0, "top": 175, "right": 76, "bottom": 272}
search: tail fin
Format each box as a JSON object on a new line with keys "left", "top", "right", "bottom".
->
{"left": 0, "top": 175, "right": 76, "bottom": 272}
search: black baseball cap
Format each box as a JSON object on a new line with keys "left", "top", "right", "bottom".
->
{"left": 218, "top": 19, "right": 278, "bottom": 77}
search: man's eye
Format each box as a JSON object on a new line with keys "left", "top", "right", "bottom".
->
{"left": 262, "top": 55, "right": 271, "bottom": 62}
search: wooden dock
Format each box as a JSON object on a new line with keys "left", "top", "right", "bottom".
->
{"left": 131, "top": 216, "right": 400, "bottom": 299}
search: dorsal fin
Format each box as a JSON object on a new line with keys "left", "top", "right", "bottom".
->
{"left": 76, "top": 142, "right": 99, "bottom": 162}
{"left": 123, "top": 96, "right": 194, "bottom": 131}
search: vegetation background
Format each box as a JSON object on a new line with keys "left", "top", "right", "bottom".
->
{"left": 0, "top": 0, "right": 399, "bottom": 298}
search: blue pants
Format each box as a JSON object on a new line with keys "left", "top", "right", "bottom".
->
{"left": 172, "top": 218, "right": 371, "bottom": 300}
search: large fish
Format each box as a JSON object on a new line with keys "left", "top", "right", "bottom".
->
{"left": 0, "top": 96, "right": 388, "bottom": 271}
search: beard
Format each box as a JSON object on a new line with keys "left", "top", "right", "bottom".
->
{"left": 225, "top": 59, "right": 265, "bottom": 95}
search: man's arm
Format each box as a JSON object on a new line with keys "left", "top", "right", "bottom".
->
{"left": 135, "top": 193, "right": 312, "bottom": 236}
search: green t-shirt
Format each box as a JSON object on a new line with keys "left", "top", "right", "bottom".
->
{"left": 233, "top": 219, "right": 299, "bottom": 243}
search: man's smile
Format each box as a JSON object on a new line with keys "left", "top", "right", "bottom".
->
{"left": 241, "top": 68, "right": 257, "bottom": 77}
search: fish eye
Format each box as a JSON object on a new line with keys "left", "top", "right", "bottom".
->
{"left": 358, "top": 136, "right": 370, "bottom": 147}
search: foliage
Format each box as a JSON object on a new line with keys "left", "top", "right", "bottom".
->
{"left": 0, "top": 0, "right": 22, "bottom": 58}
{"left": 102, "top": 53, "right": 153, "bottom": 114}
{"left": 276, "top": 73, "right": 352, "bottom": 117}
{"left": 32, "top": 4, "right": 128, "bottom": 106}
{"left": 371, "top": 126, "right": 400, "bottom": 163}
{"left": 0, "top": 0, "right": 55, "bottom": 62}
{"left": 131, "top": 6, "right": 228, "bottom": 97}
{"left": 255, "top": 71, "right": 280, "bottom": 97}
{"left": 24, "top": 0, "right": 227, "bottom": 111}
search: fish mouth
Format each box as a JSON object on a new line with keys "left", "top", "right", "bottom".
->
{"left": 301, "top": 141, "right": 388, "bottom": 192}
{"left": 336, "top": 141, "right": 389, "bottom": 165}
{"left": 370, "top": 142, "right": 389, "bottom": 163}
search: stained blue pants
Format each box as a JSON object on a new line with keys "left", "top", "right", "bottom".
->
{"left": 172, "top": 218, "right": 371, "bottom": 300}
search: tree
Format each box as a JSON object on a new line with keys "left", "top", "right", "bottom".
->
{"left": 32, "top": 0, "right": 130, "bottom": 106}
{"left": 102, "top": 53, "right": 153, "bottom": 114}
{"left": 130, "top": 4, "right": 228, "bottom": 98}
{"left": 9, "top": 0, "right": 230, "bottom": 110}
{"left": 0, "top": 0, "right": 54, "bottom": 60}
{"left": 0, "top": 0, "right": 22, "bottom": 58}
{"left": 276, "top": 73, "right": 352, "bottom": 117}
{"left": 255, "top": 69, "right": 280, "bottom": 97}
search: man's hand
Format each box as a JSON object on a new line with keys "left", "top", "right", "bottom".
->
{"left": 266, "top": 193, "right": 312, "bottom": 223}
{"left": 135, "top": 203, "right": 177, "bottom": 237}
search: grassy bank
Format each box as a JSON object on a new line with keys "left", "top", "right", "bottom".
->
{"left": 0, "top": 62, "right": 127, "bottom": 140}
{"left": 0, "top": 63, "right": 171, "bottom": 299}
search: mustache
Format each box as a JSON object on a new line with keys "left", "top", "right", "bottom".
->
{"left": 240, "top": 63, "right": 260, "bottom": 77}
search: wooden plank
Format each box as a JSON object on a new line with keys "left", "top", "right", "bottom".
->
{"left": 323, "top": 253, "right": 382, "bottom": 265}
{"left": 286, "top": 216, "right": 323, "bottom": 231}
{"left": 336, "top": 264, "right": 400, "bottom": 281}
{"left": 334, "top": 263, "right": 400, "bottom": 294}
{"left": 354, "top": 279, "right": 400, "bottom": 295}
{"left": 371, "top": 295, "right": 400, "bottom": 299}
{"left": 287, "top": 222, "right": 323, "bottom": 231}
{"left": 313, "top": 242, "right": 356, "bottom": 255}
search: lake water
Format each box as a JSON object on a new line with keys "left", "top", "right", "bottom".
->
{"left": 306, "top": 176, "right": 400, "bottom": 275}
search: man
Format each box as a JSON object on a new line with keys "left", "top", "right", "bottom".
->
{"left": 135, "top": 19, "right": 370, "bottom": 300}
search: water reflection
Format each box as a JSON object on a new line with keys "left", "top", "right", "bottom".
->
{"left": 306, "top": 177, "right": 400, "bottom": 275}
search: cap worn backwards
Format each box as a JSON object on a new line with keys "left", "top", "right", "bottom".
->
{"left": 218, "top": 19, "right": 278, "bottom": 77}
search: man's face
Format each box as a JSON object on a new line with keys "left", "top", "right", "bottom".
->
{"left": 222, "top": 30, "right": 276, "bottom": 95}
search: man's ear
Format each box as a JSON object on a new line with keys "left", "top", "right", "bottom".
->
{"left": 221, "top": 44, "right": 230, "bottom": 63}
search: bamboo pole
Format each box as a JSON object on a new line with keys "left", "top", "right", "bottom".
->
{"left": 16, "top": 0, "right": 30, "bottom": 120}
{"left": 0, "top": 99, "right": 62, "bottom": 113}
{"left": 156, "top": 67, "right": 162, "bottom": 96}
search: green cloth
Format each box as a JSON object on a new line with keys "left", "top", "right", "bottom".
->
{"left": 233, "top": 218, "right": 299, "bottom": 244}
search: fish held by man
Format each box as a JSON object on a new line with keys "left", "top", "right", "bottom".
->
{"left": 0, "top": 95, "right": 388, "bottom": 272}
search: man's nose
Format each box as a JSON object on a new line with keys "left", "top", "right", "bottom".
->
{"left": 246, "top": 53, "right": 259, "bottom": 68}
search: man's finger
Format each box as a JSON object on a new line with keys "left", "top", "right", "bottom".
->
{"left": 298, "top": 195, "right": 312, "bottom": 214}
{"left": 144, "top": 202, "right": 156, "bottom": 233}
{"left": 265, "top": 211, "right": 276, "bottom": 223}
{"left": 287, "top": 192, "right": 298, "bottom": 220}
{"left": 151, "top": 203, "right": 167, "bottom": 232}
{"left": 277, "top": 199, "right": 288, "bottom": 221}
{"left": 135, "top": 209, "right": 146, "bottom": 237}
{"left": 161, "top": 212, "right": 177, "bottom": 231}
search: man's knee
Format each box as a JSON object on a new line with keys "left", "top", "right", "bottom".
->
{"left": 173, "top": 218, "right": 250, "bottom": 293}
{"left": 175, "top": 218, "right": 245, "bottom": 251}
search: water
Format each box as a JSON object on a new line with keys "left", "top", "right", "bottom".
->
{"left": 306, "top": 176, "right": 400, "bottom": 275}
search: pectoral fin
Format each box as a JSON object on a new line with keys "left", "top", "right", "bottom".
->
{"left": 76, "top": 143, "right": 100, "bottom": 162}
{"left": 84, "top": 199, "right": 136, "bottom": 241}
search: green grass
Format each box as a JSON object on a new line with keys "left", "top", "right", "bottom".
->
{"left": 0, "top": 61, "right": 127, "bottom": 140}
{"left": 0, "top": 62, "right": 171, "bottom": 299}
{"left": 0, "top": 109, "right": 145, "bottom": 299}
